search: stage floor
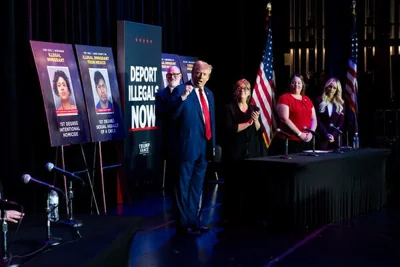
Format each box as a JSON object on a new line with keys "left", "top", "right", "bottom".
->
{"left": 7, "top": 171, "right": 400, "bottom": 267}
{"left": 124, "top": 181, "right": 400, "bottom": 267}
{"left": 7, "top": 214, "right": 141, "bottom": 267}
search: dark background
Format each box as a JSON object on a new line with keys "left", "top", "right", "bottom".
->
{"left": 3, "top": 0, "right": 399, "bottom": 214}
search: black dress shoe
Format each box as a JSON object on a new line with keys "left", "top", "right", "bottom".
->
{"left": 199, "top": 226, "right": 209, "bottom": 232}
{"left": 186, "top": 228, "right": 201, "bottom": 235}
{"left": 175, "top": 227, "right": 186, "bottom": 235}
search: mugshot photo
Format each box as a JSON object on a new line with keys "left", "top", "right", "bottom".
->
{"left": 89, "top": 68, "right": 114, "bottom": 114}
{"left": 47, "top": 66, "right": 78, "bottom": 116}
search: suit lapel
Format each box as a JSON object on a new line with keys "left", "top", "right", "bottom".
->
{"left": 330, "top": 105, "right": 338, "bottom": 123}
{"left": 204, "top": 87, "right": 213, "bottom": 115}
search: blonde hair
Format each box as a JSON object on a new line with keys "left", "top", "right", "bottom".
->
{"left": 234, "top": 78, "right": 252, "bottom": 103}
{"left": 319, "top": 78, "right": 344, "bottom": 114}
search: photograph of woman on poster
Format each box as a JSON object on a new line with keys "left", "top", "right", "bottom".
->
{"left": 52, "top": 69, "right": 77, "bottom": 112}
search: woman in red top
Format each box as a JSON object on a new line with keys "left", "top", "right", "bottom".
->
{"left": 269, "top": 74, "right": 317, "bottom": 155}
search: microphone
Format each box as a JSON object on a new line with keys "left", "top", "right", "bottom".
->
{"left": 329, "top": 123, "right": 343, "bottom": 134}
{"left": 22, "top": 174, "right": 65, "bottom": 196}
{"left": 276, "top": 128, "right": 291, "bottom": 138}
{"left": 303, "top": 126, "right": 319, "bottom": 136}
{"left": 45, "top": 163, "right": 85, "bottom": 185}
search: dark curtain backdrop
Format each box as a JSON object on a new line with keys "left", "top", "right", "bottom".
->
{"left": 3, "top": 0, "right": 352, "bottom": 213}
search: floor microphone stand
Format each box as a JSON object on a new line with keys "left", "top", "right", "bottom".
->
{"left": 59, "top": 181, "right": 83, "bottom": 231}
{"left": 0, "top": 210, "right": 8, "bottom": 265}
{"left": 280, "top": 137, "right": 291, "bottom": 159}
{"left": 41, "top": 198, "right": 62, "bottom": 246}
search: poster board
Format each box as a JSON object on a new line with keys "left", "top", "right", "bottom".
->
{"left": 75, "top": 44, "right": 125, "bottom": 142}
{"left": 30, "top": 40, "right": 91, "bottom": 147}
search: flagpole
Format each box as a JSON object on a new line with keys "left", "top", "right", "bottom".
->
{"left": 352, "top": 0, "right": 359, "bottom": 134}
{"left": 251, "top": 1, "right": 276, "bottom": 149}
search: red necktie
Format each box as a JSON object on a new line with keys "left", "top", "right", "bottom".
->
{"left": 199, "top": 88, "right": 212, "bottom": 140}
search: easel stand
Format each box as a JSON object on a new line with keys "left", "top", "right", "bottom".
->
{"left": 280, "top": 138, "right": 292, "bottom": 159}
{"left": 77, "top": 144, "right": 100, "bottom": 215}
{"left": 91, "top": 141, "right": 122, "bottom": 215}
{"left": 53, "top": 145, "right": 101, "bottom": 234}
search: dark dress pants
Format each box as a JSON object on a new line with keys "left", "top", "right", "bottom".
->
{"left": 174, "top": 156, "right": 207, "bottom": 229}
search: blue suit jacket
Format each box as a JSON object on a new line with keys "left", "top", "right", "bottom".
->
{"left": 170, "top": 81, "right": 216, "bottom": 161}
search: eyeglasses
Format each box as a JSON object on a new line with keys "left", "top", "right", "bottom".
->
{"left": 236, "top": 87, "right": 250, "bottom": 91}
{"left": 166, "top": 73, "right": 181, "bottom": 78}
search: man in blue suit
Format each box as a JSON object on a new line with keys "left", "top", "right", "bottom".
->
{"left": 170, "top": 60, "right": 216, "bottom": 235}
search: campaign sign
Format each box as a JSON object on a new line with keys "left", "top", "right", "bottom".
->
{"left": 161, "top": 53, "right": 182, "bottom": 88}
{"left": 179, "top": 55, "right": 198, "bottom": 83}
{"left": 30, "top": 40, "right": 91, "bottom": 147}
{"left": 75, "top": 44, "right": 125, "bottom": 142}
{"left": 117, "top": 21, "right": 163, "bottom": 190}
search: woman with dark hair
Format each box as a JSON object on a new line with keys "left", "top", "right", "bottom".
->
{"left": 222, "top": 78, "right": 267, "bottom": 222}
{"left": 52, "top": 70, "right": 77, "bottom": 111}
{"left": 269, "top": 74, "right": 317, "bottom": 155}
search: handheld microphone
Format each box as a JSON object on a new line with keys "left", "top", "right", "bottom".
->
{"left": 45, "top": 163, "right": 85, "bottom": 185}
{"left": 329, "top": 123, "right": 343, "bottom": 134}
{"left": 303, "top": 126, "right": 319, "bottom": 136}
{"left": 22, "top": 174, "right": 65, "bottom": 196}
{"left": 276, "top": 128, "right": 291, "bottom": 138}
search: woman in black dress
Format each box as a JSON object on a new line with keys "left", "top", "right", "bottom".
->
{"left": 222, "top": 78, "right": 267, "bottom": 222}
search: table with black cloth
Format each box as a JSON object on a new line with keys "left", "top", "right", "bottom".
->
{"left": 239, "top": 148, "right": 391, "bottom": 230}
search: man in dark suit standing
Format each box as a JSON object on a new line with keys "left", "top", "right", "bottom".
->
{"left": 170, "top": 60, "right": 216, "bottom": 235}
{"left": 155, "top": 66, "right": 182, "bottom": 194}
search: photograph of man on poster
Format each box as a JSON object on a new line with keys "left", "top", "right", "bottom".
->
{"left": 47, "top": 66, "right": 78, "bottom": 116}
{"left": 90, "top": 69, "right": 114, "bottom": 114}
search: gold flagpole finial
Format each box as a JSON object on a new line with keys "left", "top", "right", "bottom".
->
{"left": 266, "top": 2, "right": 272, "bottom": 17}
{"left": 352, "top": 1, "right": 356, "bottom": 15}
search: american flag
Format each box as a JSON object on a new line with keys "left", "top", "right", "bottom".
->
{"left": 345, "top": 6, "right": 359, "bottom": 134}
{"left": 251, "top": 7, "right": 276, "bottom": 148}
